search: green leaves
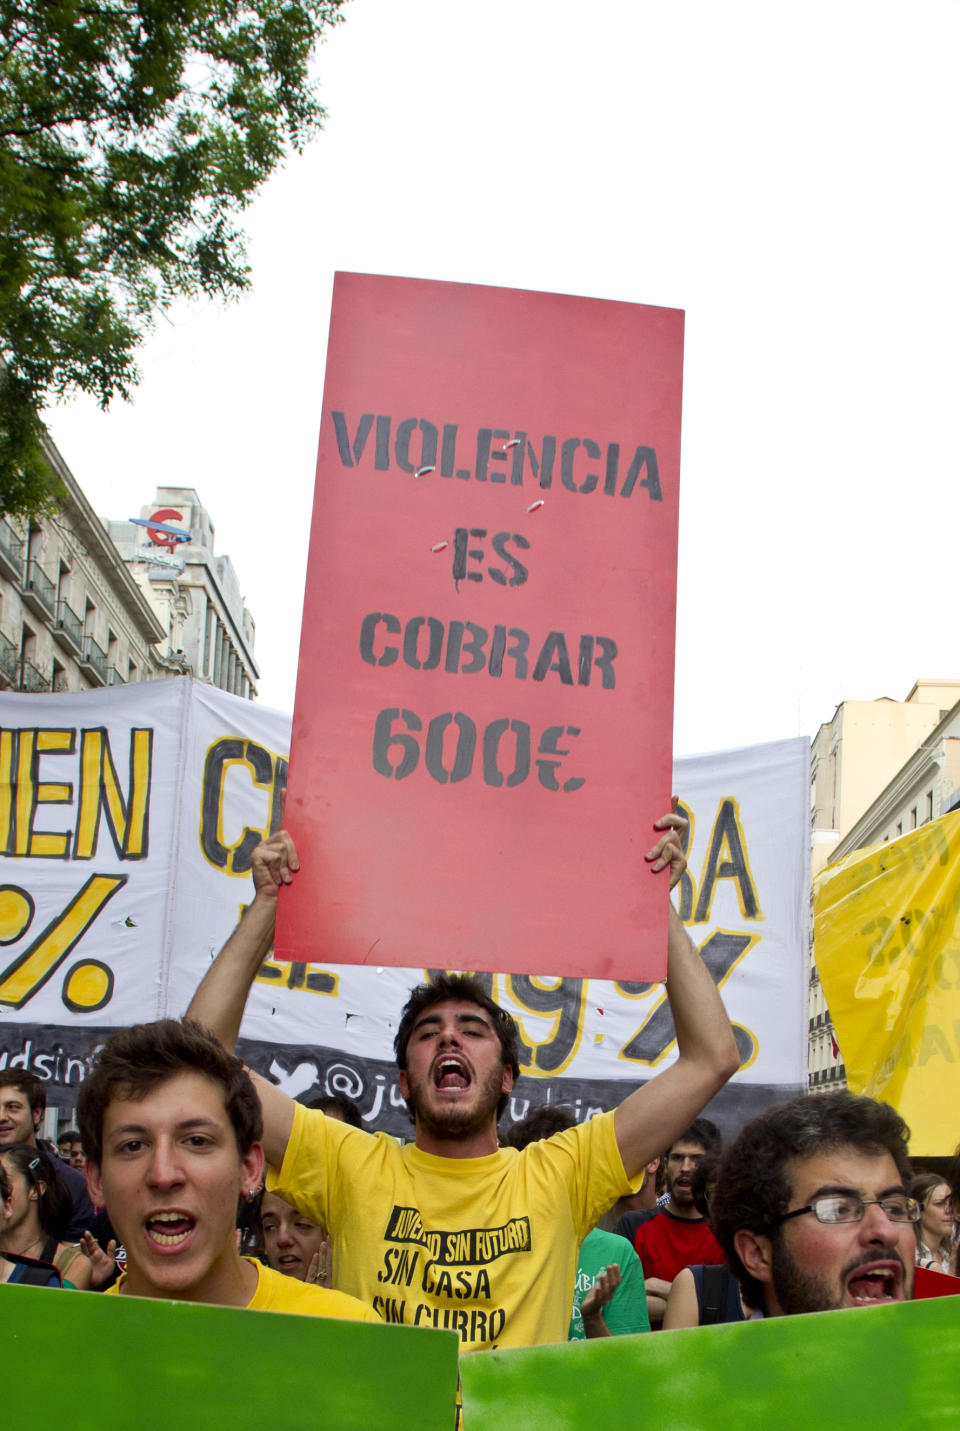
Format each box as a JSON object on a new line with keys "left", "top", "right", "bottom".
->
{"left": 0, "top": 0, "right": 345, "bottom": 517}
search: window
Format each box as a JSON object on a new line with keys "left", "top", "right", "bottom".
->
{"left": 56, "top": 560, "right": 71, "bottom": 607}
{"left": 20, "top": 624, "right": 36, "bottom": 664}
{"left": 896, "top": 822, "right": 903, "bottom": 837}
{"left": 927, "top": 791, "right": 934, "bottom": 822}
{"left": 911, "top": 807, "right": 918, "bottom": 830}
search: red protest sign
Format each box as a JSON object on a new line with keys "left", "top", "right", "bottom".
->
{"left": 276, "top": 274, "right": 682, "bottom": 980}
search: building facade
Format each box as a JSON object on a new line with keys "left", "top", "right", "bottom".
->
{"left": 808, "top": 679, "right": 960, "bottom": 1093}
{"left": 107, "top": 488, "right": 259, "bottom": 699}
{"left": 0, "top": 434, "right": 167, "bottom": 695}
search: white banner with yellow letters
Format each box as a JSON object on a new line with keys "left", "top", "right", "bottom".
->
{"left": 0, "top": 682, "right": 808, "bottom": 1137}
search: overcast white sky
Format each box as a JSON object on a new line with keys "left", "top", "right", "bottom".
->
{"left": 46, "top": 0, "right": 960, "bottom": 757}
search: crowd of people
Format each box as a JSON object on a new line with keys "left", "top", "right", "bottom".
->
{"left": 2, "top": 811, "right": 956, "bottom": 1384}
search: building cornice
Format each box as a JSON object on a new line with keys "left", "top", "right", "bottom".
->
{"left": 832, "top": 695, "right": 960, "bottom": 860}
{"left": 41, "top": 435, "right": 167, "bottom": 646}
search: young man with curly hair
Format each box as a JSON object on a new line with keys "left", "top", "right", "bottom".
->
{"left": 710, "top": 1092, "right": 917, "bottom": 1317}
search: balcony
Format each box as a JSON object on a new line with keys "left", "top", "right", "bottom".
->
{"left": 52, "top": 600, "right": 85, "bottom": 657}
{"left": 0, "top": 520, "right": 24, "bottom": 583}
{"left": 17, "top": 657, "right": 50, "bottom": 693}
{"left": 21, "top": 561, "right": 57, "bottom": 621}
{"left": 78, "top": 634, "right": 108, "bottom": 686}
{"left": 108, "top": 666, "right": 126, "bottom": 685}
{"left": 0, "top": 628, "right": 19, "bottom": 687}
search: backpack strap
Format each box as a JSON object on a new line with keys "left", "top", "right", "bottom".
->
{"left": 700, "top": 1263, "right": 729, "bottom": 1325}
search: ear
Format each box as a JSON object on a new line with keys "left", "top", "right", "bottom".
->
{"left": 500, "top": 1064, "right": 514, "bottom": 1096}
{"left": 240, "top": 1142, "right": 266, "bottom": 1199}
{"left": 32, "top": 1106, "right": 42, "bottom": 1132}
{"left": 733, "top": 1228, "right": 774, "bottom": 1285}
{"left": 86, "top": 1162, "right": 104, "bottom": 1209}
{"left": 397, "top": 1070, "right": 410, "bottom": 1100}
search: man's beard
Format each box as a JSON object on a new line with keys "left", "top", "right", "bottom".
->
{"left": 770, "top": 1235, "right": 907, "bottom": 1315}
{"left": 406, "top": 1064, "right": 505, "bottom": 1141}
{"left": 667, "top": 1174, "right": 695, "bottom": 1210}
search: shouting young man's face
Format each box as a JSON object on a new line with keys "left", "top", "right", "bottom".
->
{"left": 86, "top": 1071, "right": 263, "bottom": 1304}
{"left": 736, "top": 1147, "right": 916, "bottom": 1315}
{"left": 398, "top": 999, "right": 513, "bottom": 1149}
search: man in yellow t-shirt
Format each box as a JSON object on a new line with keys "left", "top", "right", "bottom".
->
{"left": 187, "top": 808, "right": 740, "bottom": 1352}
{"left": 77, "top": 1019, "right": 377, "bottom": 1325}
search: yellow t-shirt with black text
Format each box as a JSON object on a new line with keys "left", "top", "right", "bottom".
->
{"left": 107, "top": 1256, "right": 380, "bottom": 1323}
{"left": 268, "top": 1103, "right": 634, "bottom": 1353}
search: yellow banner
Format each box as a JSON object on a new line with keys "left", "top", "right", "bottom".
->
{"left": 814, "top": 809, "right": 960, "bottom": 1153}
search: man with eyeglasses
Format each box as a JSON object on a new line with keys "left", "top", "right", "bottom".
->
{"left": 710, "top": 1092, "right": 917, "bottom": 1317}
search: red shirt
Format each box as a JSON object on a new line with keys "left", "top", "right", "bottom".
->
{"left": 631, "top": 1208, "right": 725, "bottom": 1282}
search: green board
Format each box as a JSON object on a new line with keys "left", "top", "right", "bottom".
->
{"left": 2, "top": 1284, "right": 458, "bottom": 1431}
{"left": 459, "top": 1298, "right": 960, "bottom": 1431}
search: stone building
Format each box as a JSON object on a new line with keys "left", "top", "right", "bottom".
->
{"left": 0, "top": 434, "right": 167, "bottom": 694}
{"left": 106, "top": 488, "right": 258, "bottom": 699}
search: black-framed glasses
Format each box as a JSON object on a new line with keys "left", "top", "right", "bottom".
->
{"left": 778, "top": 1194, "right": 920, "bottom": 1226}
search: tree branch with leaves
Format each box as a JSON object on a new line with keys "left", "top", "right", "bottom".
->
{"left": 0, "top": 0, "right": 345, "bottom": 517}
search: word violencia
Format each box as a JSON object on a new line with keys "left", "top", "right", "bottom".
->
{"left": 331, "top": 412, "right": 664, "bottom": 500}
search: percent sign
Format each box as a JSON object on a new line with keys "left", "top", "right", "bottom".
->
{"left": 0, "top": 875, "right": 127, "bottom": 1012}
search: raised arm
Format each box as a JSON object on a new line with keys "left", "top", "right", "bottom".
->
{"left": 186, "top": 829, "right": 299, "bottom": 1167}
{"left": 612, "top": 809, "right": 741, "bottom": 1180}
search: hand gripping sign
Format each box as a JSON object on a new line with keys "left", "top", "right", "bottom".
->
{"left": 277, "top": 274, "right": 683, "bottom": 980}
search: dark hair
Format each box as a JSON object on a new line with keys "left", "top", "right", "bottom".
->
{"left": 77, "top": 1019, "right": 262, "bottom": 1166}
{"left": 501, "top": 1105, "right": 575, "bottom": 1150}
{"left": 393, "top": 975, "right": 522, "bottom": 1120}
{"left": 0, "top": 1069, "right": 46, "bottom": 1121}
{"left": 908, "top": 1171, "right": 951, "bottom": 1254}
{"left": 908, "top": 1171, "right": 947, "bottom": 1208}
{"left": 308, "top": 1094, "right": 363, "bottom": 1128}
{"left": 0, "top": 1143, "right": 71, "bottom": 1240}
{"left": 0, "top": 1158, "right": 9, "bottom": 1206}
{"left": 690, "top": 1152, "right": 721, "bottom": 1219}
{"left": 712, "top": 1092, "right": 912, "bottom": 1306}
{"left": 948, "top": 1143, "right": 960, "bottom": 1205}
{"left": 57, "top": 1128, "right": 81, "bottom": 1144}
{"left": 668, "top": 1117, "right": 723, "bottom": 1159}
